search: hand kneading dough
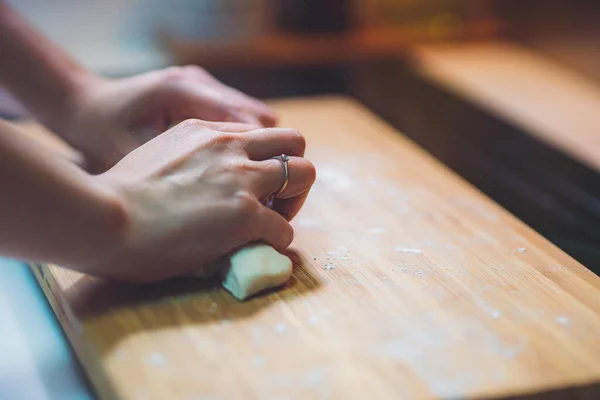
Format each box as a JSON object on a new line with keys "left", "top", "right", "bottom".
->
{"left": 189, "top": 244, "right": 293, "bottom": 301}
{"left": 221, "top": 244, "right": 293, "bottom": 301}
{"left": 189, "top": 258, "right": 223, "bottom": 279}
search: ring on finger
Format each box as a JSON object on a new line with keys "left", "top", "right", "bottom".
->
{"left": 263, "top": 154, "right": 289, "bottom": 209}
{"left": 271, "top": 154, "right": 290, "bottom": 196}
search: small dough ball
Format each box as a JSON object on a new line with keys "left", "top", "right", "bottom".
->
{"left": 222, "top": 244, "right": 293, "bottom": 301}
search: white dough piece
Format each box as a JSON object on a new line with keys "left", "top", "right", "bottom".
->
{"left": 189, "top": 244, "right": 293, "bottom": 300}
{"left": 222, "top": 244, "right": 293, "bottom": 301}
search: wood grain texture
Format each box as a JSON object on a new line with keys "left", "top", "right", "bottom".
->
{"left": 411, "top": 42, "right": 600, "bottom": 173}
{"left": 28, "top": 97, "right": 600, "bottom": 399}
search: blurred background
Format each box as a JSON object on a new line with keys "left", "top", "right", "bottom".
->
{"left": 7, "top": 1, "right": 598, "bottom": 87}
{"left": 3, "top": 0, "right": 600, "bottom": 270}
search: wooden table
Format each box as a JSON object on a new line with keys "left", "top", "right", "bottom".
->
{"left": 25, "top": 97, "right": 600, "bottom": 399}
{"left": 399, "top": 41, "right": 600, "bottom": 269}
{"left": 410, "top": 42, "right": 600, "bottom": 173}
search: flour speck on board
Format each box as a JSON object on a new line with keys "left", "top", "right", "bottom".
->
{"left": 516, "top": 247, "right": 527, "bottom": 253}
{"left": 317, "top": 168, "right": 353, "bottom": 191}
{"left": 304, "top": 367, "right": 327, "bottom": 387}
{"left": 319, "top": 309, "right": 333, "bottom": 317}
{"left": 395, "top": 246, "right": 423, "bottom": 255}
{"left": 556, "top": 316, "right": 570, "bottom": 326}
{"left": 368, "top": 227, "right": 387, "bottom": 235}
{"left": 148, "top": 352, "right": 167, "bottom": 367}
{"left": 274, "top": 323, "right": 287, "bottom": 333}
{"left": 473, "top": 295, "right": 502, "bottom": 319}
{"left": 295, "top": 217, "right": 321, "bottom": 229}
{"left": 252, "top": 355, "right": 266, "bottom": 368}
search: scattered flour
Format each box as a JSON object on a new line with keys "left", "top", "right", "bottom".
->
{"left": 395, "top": 247, "right": 423, "bottom": 255}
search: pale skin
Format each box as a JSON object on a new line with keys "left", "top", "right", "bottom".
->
{"left": 0, "top": 2, "right": 316, "bottom": 283}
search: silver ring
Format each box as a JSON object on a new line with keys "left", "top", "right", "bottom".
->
{"left": 271, "top": 154, "right": 290, "bottom": 196}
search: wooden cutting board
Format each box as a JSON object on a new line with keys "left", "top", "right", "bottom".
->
{"left": 28, "top": 96, "right": 600, "bottom": 399}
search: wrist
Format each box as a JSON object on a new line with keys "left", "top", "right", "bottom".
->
{"left": 47, "top": 72, "right": 104, "bottom": 142}
{"left": 62, "top": 172, "right": 130, "bottom": 276}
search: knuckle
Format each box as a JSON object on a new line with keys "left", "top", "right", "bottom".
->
{"left": 207, "top": 131, "right": 239, "bottom": 148}
{"left": 173, "top": 120, "right": 236, "bottom": 143}
{"left": 233, "top": 160, "right": 258, "bottom": 177}
{"left": 236, "top": 122, "right": 262, "bottom": 131}
{"left": 172, "top": 64, "right": 215, "bottom": 82}
{"left": 174, "top": 118, "right": 213, "bottom": 134}
{"left": 181, "top": 65, "right": 199, "bottom": 72}
{"left": 177, "top": 118, "right": 203, "bottom": 129}
{"left": 161, "top": 66, "right": 186, "bottom": 81}
{"left": 184, "top": 64, "right": 209, "bottom": 76}
{"left": 221, "top": 158, "right": 253, "bottom": 176}
{"left": 231, "top": 191, "right": 259, "bottom": 220}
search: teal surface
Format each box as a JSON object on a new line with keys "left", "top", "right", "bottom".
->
{"left": 0, "top": 259, "right": 93, "bottom": 400}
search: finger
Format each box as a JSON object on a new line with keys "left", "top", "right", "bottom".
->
{"left": 259, "top": 112, "right": 278, "bottom": 128}
{"left": 272, "top": 191, "right": 311, "bottom": 222}
{"left": 117, "top": 118, "right": 252, "bottom": 175}
{"left": 176, "top": 92, "right": 268, "bottom": 129}
{"left": 157, "top": 66, "right": 277, "bottom": 127}
{"left": 180, "top": 65, "right": 219, "bottom": 83}
{"left": 225, "top": 109, "right": 262, "bottom": 126}
{"left": 178, "top": 67, "right": 277, "bottom": 127}
{"left": 212, "top": 83, "right": 278, "bottom": 127}
{"left": 252, "top": 205, "right": 294, "bottom": 251}
{"left": 164, "top": 83, "right": 242, "bottom": 124}
{"left": 243, "top": 128, "right": 306, "bottom": 160}
{"left": 248, "top": 157, "right": 316, "bottom": 201}
{"left": 186, "top": 119, "right": 261, "bottom": 133}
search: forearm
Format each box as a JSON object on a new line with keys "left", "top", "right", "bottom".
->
{"left": 0, "top": 2, "right": 95, "bottom": 136}
{"left": 0, "top": 119, "right": 123, "bottom": 269}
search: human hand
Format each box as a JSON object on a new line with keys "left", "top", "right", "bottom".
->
{"left": 61, "top": 66, "right": 278, "bottom": 173}
{"left": 88, "top": 120, "right": 314, "bottom": 284}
